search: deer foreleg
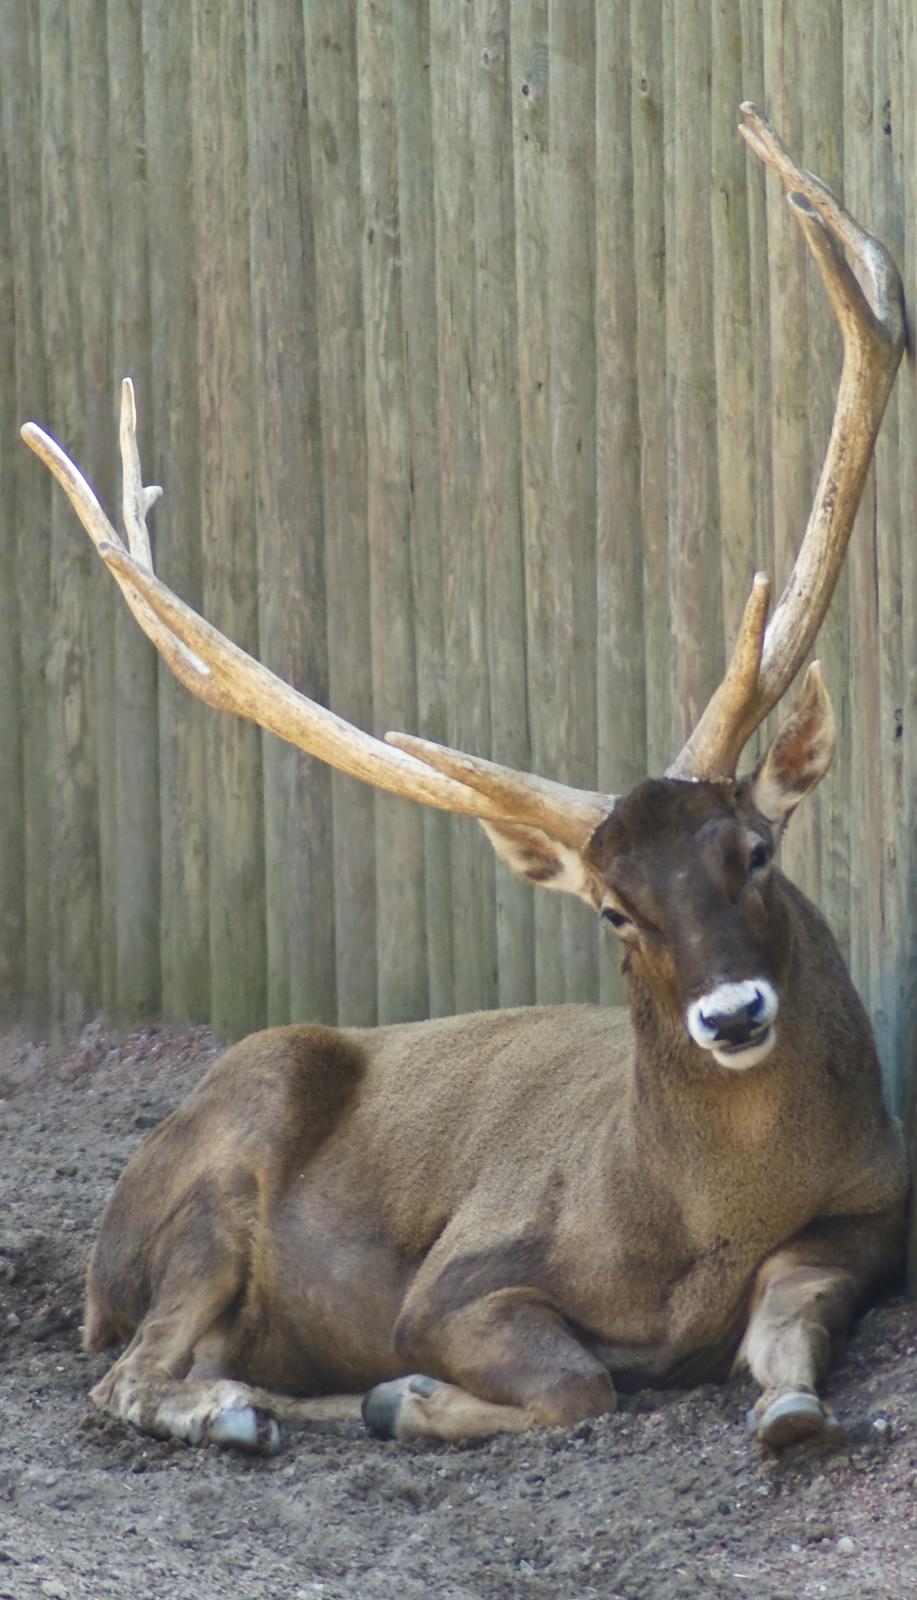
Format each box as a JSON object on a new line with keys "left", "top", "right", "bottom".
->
{"left": 738, "top": 1213, "right": 903, "bottom": 1447}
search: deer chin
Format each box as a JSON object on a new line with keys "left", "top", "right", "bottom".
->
{"left": 709, "top": 1027, "right": 776, "bottom": 1071}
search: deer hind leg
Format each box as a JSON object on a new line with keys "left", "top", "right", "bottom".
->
{"left": 364, "top": 1288, "right": 615, "bottom": 1443}
{"left": 88, "top": 1194, "right": 290, "bottom": 1454}
{"left": 738, "top": 1214, "right": 902, "bottom": 1448}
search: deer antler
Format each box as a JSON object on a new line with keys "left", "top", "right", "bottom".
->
{"left": 667, "top": 103, "right": 905, "bottom": 779}
{"left": 21, "top": 106, "right": 904, "bottom": 852}
{"left": 21, "top": 382, "right": 612, "bottom": 851}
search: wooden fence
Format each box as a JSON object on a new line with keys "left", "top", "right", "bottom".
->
{"left": 2, "top": 2, "right": 916, "bottom": 1134}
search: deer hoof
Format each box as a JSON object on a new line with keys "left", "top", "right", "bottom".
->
{"left": 206, "top": 1405, "right": 283, "bottom": 1454}
{"left": 749, "top": 1390, "right": 833, "bottom": 1448}
{"left": 362, "top": 1374, "right": 441, "bottom": 1439}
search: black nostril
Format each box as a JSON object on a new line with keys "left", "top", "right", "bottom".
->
{"left": 701, "top": 1002, "right": 761, "bottom": 1047}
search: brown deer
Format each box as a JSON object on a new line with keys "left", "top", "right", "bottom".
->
{"left": 24, "top": 106, "right": 907, "bottom": 1455}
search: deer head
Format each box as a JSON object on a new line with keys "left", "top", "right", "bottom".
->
{"left": 21, "top": 106, "right": 904, "bottom": 1068}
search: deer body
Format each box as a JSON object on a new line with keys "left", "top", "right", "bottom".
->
{"left": 85, "top": 780, "right": 906, "bottom": 1450}
{"left": 25, "top": 106, "right": 909, "bottom": 1451}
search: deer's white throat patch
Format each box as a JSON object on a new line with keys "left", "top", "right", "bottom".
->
{"left": 686, "top": 980, "right": 779, "bottom": 1071}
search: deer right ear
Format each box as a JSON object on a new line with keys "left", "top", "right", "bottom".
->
{"left": 747, "top": 662, "right": 836, "bottom": 830}
{"left": 480, "top": 821, "right": 599, "bottom": 906}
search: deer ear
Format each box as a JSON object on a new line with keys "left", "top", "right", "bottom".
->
{"left": 748, "top": 662, "right": 836, "bottom": 829}
{"left": 480, "top": 821, "right": 598, "bottom": 906}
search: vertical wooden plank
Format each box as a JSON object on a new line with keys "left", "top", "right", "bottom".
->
{"left": 631, "top": 0, "right": 670, "bottom": 776}
{"left": 511, "top": 2, "right": 564, "bottom": 1005}
{"left": 711, "top": 7, "right": 756, "bottom": 680}
{"left": 738, "top": 0, "right": 772, "bottom": 593}
{"left": 548, "top": 0, "right": 597, "bottom": 1003}
{"left": 107, "top": 0, "right": 160, "bottom": 1023}
{"left": 245, "top": 0, "right": 336, "bottom": 1026}
{"left": 303, "top": 3, "right": 377, "bottom": 1027}
{"left": 761, "top": 7, "right": 815, "bottom": 900}
{"left": 894, "top": 0, "right": 917, "bottom": 1282}
{"left": 191, "top": 0, "right": 266, "bottom": 1038}
{"left": 871, "top": 0, "right": 905, "bottom": 1107}
{"left": 668, "top": 1, "right": 721, "bottom": 753}
{"left": 142, "top": 0, "right": 210, "bottom": 1025}
{"left": 393, "top": 0, "right": 455, "bottom": 1019}
{"left": 430, "top": 0, "right": 497, "bottom": 1014}
{"left": 0, "top": 115, "right": 24, "bottom": 1023}
{"left": 799, "top": 6, "right": 850, "bottom": 971}
{"left": 42, "top": 0, "right": 101, "bottom": 1038}
{"left": 357, "top": 0, "right": 427, "bottom": 1022}
{"left": 595, "top": 1, "right": 640, "bottom": 1009}
{"left": 1, "top": 7, "right": 50, "bottom": 1031}
{"left": 71, "top": 0, "right": 116, "bottom": 1018}
{"left": 842, "top": 0, "right": 882, "bottom": 1032}
{"left": 473, "top": 0, "right": 534, "bottom": 1009}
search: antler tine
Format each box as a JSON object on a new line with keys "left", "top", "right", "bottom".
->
{"left": 668, "top": 102, "right": 905, "bottom": 780}
{"left": 21, "top": 384, "right": 611, "bottom": 852}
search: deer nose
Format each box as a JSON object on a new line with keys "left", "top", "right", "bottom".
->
{"left": 700, "top": 988, "right": 766, "bottom": 1046}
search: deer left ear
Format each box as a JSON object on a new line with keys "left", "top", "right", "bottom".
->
{"left": 747, "top": 662, "right": 836, "bottom": 830}
{"left": 480, "top": 821, "right": 599, "bottom": 907}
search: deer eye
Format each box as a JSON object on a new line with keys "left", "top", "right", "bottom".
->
{"left": 748, "top": 841, "right": 770, "bottom": 874}
{"left": 602, "top": 906, "right": 631, "bottom": 931}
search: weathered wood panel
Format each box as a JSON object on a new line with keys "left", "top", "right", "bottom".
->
{"left": 191, "top": 0, "right": 265, "bottom": 1038}
{"left": 71, "top": 0, "right": 117, "bottom": 1019}
{"left": 431, "top": 0, "right": 497, "bottom": 1016}
{"left": 2, "top": 1, "right": 916, "bottom": 1165}
{"left": 0, "top": 111, "right": 23, "bottom": 1024}
{"left": 1, "top": 5, "right": 49, "bottom": 1033}
{"left": 107, "top": 0, "right": 160, "bottom": 1025}
{"left": 245, "top": 0, "right": 336, "bottom": 1027}
{"left": 143, "top": 0, "right": 210, "bottom": 1026}
{"left": 42, "top": 2, "right": 101, "bottom": 1039}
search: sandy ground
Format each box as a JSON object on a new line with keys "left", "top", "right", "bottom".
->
{"left": 1, "top": 1020, "right": 916, "bottom": 1600}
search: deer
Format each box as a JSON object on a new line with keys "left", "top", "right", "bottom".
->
{"left": 23, "top": 106, "right": 908, "bottom": 1456}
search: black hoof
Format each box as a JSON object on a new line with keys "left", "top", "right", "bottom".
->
{"left": 362, "top": 1374, "right": 440, "bottom": 1440}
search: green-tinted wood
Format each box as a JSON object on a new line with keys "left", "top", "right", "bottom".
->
{"left": 430, "top": 0, "right": 497, "bottom": 1014}
{"left": 761, "top": 7, "right": 815, "bottom": 901}
{"left": 548, "top": 0, "right": 597, "bottom": 1002}
{"left": 711, "top": 8, "right": 756, "bottom": 700}
{"left": 595, "top": 0, "right": 640, "bottom": 1009}
{"left": 738, "top": 0, "right": 773, "bottom": 597}
{"left": 303, "top": 2, "right": 377, "bottom": 1027}
{"left": 842, "top": 0, "right": 882, "bottom": 1036}
{"left": 393, "top": 0, "right": 455, "bottom": 1019}
{"left": 245, "top": 0, "right": 336, "bottom": 1027}
{"left": 71, "top": 0, "right": 117, "bottom": 1018}
{"left": 668, "top": 1, "right": 721, "bottom": 755}
{"left": 510, "top": 0, "right": 564, "bottom": 1005}
{"left": 892, "top": 0, "right": 917, "bottom": 1284}
{"left": 143, "top": 0, "right": 210, "bottom": 1025}
{"left": 191, "top": 0, "right": 266, "bottom": 1038}
{"left": 473, "top": 0, "right": 534, "bottom": 1009}
{"left": 0, "top": 121, "right": 24, "bottom": 1023}
{"left": 871, "top": 0, "right": 905, "bottom": 1107}
{"left": 357, "top": 0, "right": 427, "bottom": 1022}
{"left": 799, "top": 8, "right": 850, "bottom": 972}
{"left": 630, "top": 0, "right": 670, "bottom": 777}
{"left": 107, "top": 0, "right": 160, "bottom": 1023}
{"left": 1, "top": 5, "right": 49, "bottom": 1030}
{"left": 42, "top": 0, "right": 101, "bottom": 1039}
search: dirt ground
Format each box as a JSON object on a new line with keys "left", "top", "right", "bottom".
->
{"left": 1, "top": 1021, "right": 916, "bottom": 1600}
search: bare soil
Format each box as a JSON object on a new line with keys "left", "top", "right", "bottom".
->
{"left": 1, "top": 1022, "right": 916, "bottom": 1600}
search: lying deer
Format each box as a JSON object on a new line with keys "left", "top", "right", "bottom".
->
{"left": 24, "top": 107, "right": 907, "bottom": 1454}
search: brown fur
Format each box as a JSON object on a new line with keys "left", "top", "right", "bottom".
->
{"left": 84, "top": 716, "right": 908, "bottom": 1452}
